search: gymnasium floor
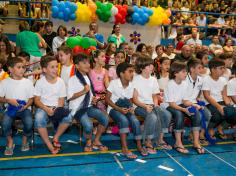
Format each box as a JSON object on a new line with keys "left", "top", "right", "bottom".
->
{"left": 0, "top": 127, "right": 236, "bottom": 176}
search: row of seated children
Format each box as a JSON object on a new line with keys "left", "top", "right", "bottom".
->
{"left": 1, "top": 47, "right": 236, "bottom": 158}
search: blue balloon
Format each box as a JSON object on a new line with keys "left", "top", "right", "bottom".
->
{"left": 51, "top": 6, "right": 59, "bottom": 14}
{"left": 64, "top": 7, "right": 70, "bottom": 16}
{"left": 52, "top": 12, "right": 58, "bottom": 18}
{"left": 142, "top": 13, "right": 149, "bottom": 21}
{"left": 132, "top": 12, "right": 139, "bottom": 22}
{"left": 70, "top": 3, "right": 78, "bottom": 12}
{"left": 58, "top": 12, "right": 64, "bottom": 19}
{"left": 64, "top": 15, "right": 70, "bottom": 22}
{"left": 58, "top": 2, "right": 65, "bottom": 11}
{"left": 52, "top": 0, "right": 59, "bottom": 6}
{"left": 147, "top": 9, "right": 153, "bottom": 16}
{"left": 64, "top": 1, "right": 71, "bottom": 8}
{"left": 133, "top": 6, "right": 139, "bottom": 12}
{"left": 70, "top": 14, "right": 76, "bottom": 20}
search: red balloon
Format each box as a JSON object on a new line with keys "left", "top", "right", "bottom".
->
{"left": 89, "top": 46, "right": 96, "bottom": 51}
{"left": 84, "top": 48, "right": 91, "bottom": 55}
{"left": 73, "top": 46, "right": 84, "bottom": 54}
{"left": 120, "top": 8, "right": 127, "bottom": 16}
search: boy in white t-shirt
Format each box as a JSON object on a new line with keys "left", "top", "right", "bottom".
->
{"left": 227, "top": 63, "right": 236, "bottom": 105}
{"left": 67, "top": 54, "right": 108, "bottom": 152}
{"left": 34, "top": 56, "right": 72, "bottom": 154}
{"left": 133, "top": 56, "right": 172, "bottom": 153}
{"left": 106, "top": 62, "right": 147, "bottom": 159}
{"left": 0, "top": 57, "right": 34, "bottom": 155}
{"left": 219, "top": 53, "right": 233, "bottom": 81}
{"left": 203, "top": 59, "right": 236, "bottom": 140}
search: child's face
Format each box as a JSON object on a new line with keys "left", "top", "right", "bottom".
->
{"left": 46, "top": 25, "right": 52, "bottom": 33}
{"left": 161, "top": 60, "right": 170, "bottom": 72}
{"left": 130, "top": 56, "right": 137, "bottom": 65}
{"left": 96, "top": 52, "right": 106, "bottom": 67}
{"left": 115, "top": 53, "right": 125, "bottom": 65}
{"left": 75, "top": 60, "right": 90, "bottom": 74}
{"left": 156, "top": 47, "right": 163, "bottom": 55}
{"left": 143, "top": 64, "right": 153, "bottom": 75}
{"left": 58, "top": 28, "right": 66, "bottom": 38}
{"left": 122, "top": 67, "right": 134, "bottom": 82}
{"left": 201, "top": 55, "right": 209, "bottom": 66}
{"left": 58, "top": 50, "right": 71, "bottom": 65}
{"left": 110, "top": 44, "right": 116, "bottom": 53}
{"left": 212, "top": 66, "right": 225, "bottom": 77}
{"left": 9, "top": 62, "right": 25, "bottom": 79}
{"left": 191, "top": 64, "right": 202, "bottom": 76}
{"left": 224, "top": 58, "right": 233, "bottom": 68}
{"left": 128, "top": 47, "right": 134, "bottom": 55}
{"left": 175, "top": 69, "right": 187, "bottom": 81}
{"left": 19, "top": 57, "right": 29, "bottom": 66}
{"left": 0, "top": 41, "right": 6, "bottom": 52}
{"left": 226, "top": 40, "right": 232, "bottom": 46}
{"left": 141, "top": 46, "right": 147, "bottom": 54}
{"left": 43, "top": 60, "right": 58, "bottom": 79}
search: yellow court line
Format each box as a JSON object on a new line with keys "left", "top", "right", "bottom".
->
{"left": 0, "top": 141, "right": 235, "bottom": 161}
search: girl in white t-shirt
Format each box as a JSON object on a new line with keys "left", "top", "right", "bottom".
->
{"left": 133, "top": 56, "right": 172, "bottom": 153}
{"left": 164, "top": 61, "right": 202, "bottom": 154}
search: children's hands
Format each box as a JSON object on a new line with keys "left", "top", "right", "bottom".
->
{"left": 145, "top": 105, "right": 153, "bottom": 113}
{"left": 83, "top": 85, "right": 90, "bottom": 94}
{"left": 183, "top": 108, "right": 194, "bottom": 116}
{"left": 46, "top": 107, "right": 55, "bottom": 116}
{"left": 7, "top": 99, "right": 19, "bottom": 106}
{"left": 119, "top": 108, "right": 129, "bottom": 115}
{"left": 128, "top": 107, "right": 135, "bottom": 114}
{"left": 91, "top": 96, "right": 98, "bottom": 105}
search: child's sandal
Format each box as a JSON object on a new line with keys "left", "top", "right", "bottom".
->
{"left": 49, "top": 147, "right": 60, "bottom": 155}
{"left": 4, "top": 144, "right": 15, "bottom": 156}
{"left": 92, "top": 144, "right": 108, "bottom": 151}
{"left": 53, "top": 140, "right": 61, "bottom": 149}
{"left": 21, "top": 142, "right": 30, "bottom": 152}
{"left": 84, "top": 145, "right": 93, "bottom": 152}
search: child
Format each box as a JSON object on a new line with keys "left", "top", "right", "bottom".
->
{"left": 89, "top": 50, "right": 109, "bottom": 112}
{"left": 57, "top": 45, "right": 75, "bottom": 89}
{"left": 164, "top": 61, "right": 202, "bottom": 154}
{"left": 228, "top": 63, "right": 236, "bottom": 104}
{"left": 219, "top": 52, "right": 233, "bottom": 80}
{"left": 196, "top": 51, "right": 210, "bottom": 77}
{"left": 34, "top": 56, "right": 71, "bottom": 154}
{"left": 108, "top": 50, "right": 126, "bottom": 80}
{"left": 52, "top": 25, "right": 68, "bottom": 54}
{"left": 185, "top": 59, "right": 212, "bottom": 146}
{"left": 202, "top": 59, "right": 236, "bottom": 140}
{"left": 0, "top": 57, "right": 34, "bottom": 155}
{"left": 43, "top": 21, "right": 57, "bottom": 54}
{"left": 67, "top": 54, "right": 108, "bottom": 152}
{"left": 133, "top": 56, "right": 172, "bottom": 153}
{"left": 106, "top": 62, "right": 147, "bottom": 159}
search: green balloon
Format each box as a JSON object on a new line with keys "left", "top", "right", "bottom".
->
{"left": 89, "top": 38, "right": 97, "bottom": 47}
{"left": 66, "top": 37, "right": 80, "bottom": 49}
{"left": 81, "top": 37, "right": 90, "bottom": 49}
{"left": 106, "top": 3, "right": 113, "bottom": 10}
{"left": 96, "top": 1, "right": 102, "bottom": 9}
{"left": 96, "top": 9, "right": 102, "bottom": 17}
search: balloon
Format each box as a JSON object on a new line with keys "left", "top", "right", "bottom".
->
{"left": 73, "top": 46, "right": 84, "bottom": 54}
{"left": 66, "top": 37, "right": 81, "bottom": 48}
{"left": 81, "top": 37, "right": 90, "bottom": 49}
{"left": 89, "top": 46, "right": 97, "bottom": 51}
{"left": 70, "top": 14, "right": 76, "bottom": 20}
{"left": 166, "top": 9, "right": 171, "bottom": 17}
{"left": 89, "top": 38, "right": 97, "bottom": 47}
{"left": 84, "top": 48, "right": 91, "bottom": 55}
{"left": 52, "top": 0, "right": 59, "bottom": 6}
{"left": 58, "top": 2, "right": 65, "bottom": 11}
{"left": 64, "top": 8, "right": 71, "bottom": 16}
{"left": 58, "top": 12, "right": 64, "bottom": 19}
{"left": 52, "top": 6, "right": 59, "bottom": 14}
{"left": 163, "top": 18, "right": 171, "bottom": 25}
{"left": 107, "top": 3, "right": 113, "bottom": 10}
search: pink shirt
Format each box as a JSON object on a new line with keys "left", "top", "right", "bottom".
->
{"left": 89, "top": 69, "right": 106, "bottom": 93}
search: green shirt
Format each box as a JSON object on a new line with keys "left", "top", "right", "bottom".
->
{"left": 107, "top": 34, "right": 126, "bottom": 48}
{"left": 16, "top": 31, "right": 42, "bottom": 57}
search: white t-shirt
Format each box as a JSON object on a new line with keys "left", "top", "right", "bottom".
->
{"left": 184, "top": 74, "right": 203, "bottom": 103}
{"left": 227, "top": 78, "right": 236, "bottom": 97}
{"left": 133, "top": 75, "right": 160, "bottom": 105}
{"left": 0, "top": 77, "right": 34, "bottom": 103}
{"left": 52, "top": 36, "right": 68, "bottom": 54}
{"left": 60, "top": 64, "right": 73, "bottom": 89}
{"left": 67, "top": 75, "right": 93, "bottom": 115}
{"left": 107, "top": 79, "right": 134, "bottom": 113}
{"left": 222, "top": 68, "right": 231, "bottom": 81}
{"left": 162, "top": 53, "right": 176, "bottom": 60}
{"left": 34, "top": 76, "right": 66, "bottom": 107}
{"left": 157, "top": 76, "right": 169, "bottom": 91}
{"left": 163, "top": 79, "right": 188, "bottom": 106}
{"left": 202, "top": 75, "right": 227, "bottom": 104}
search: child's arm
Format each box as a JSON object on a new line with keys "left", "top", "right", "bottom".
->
{"left": 133, "top": 89, "right": 153, "bottom": 112}
{"left": 222, "top": 85, "right": 231, "bottom": 105}
{"left": 152, "top": 94, "right": 159, "bottom": 107}
{"left": 203, "top": 90, "right": 224, "bottom": 115}
{"left": 58, "top": 97, "right": 65, "bottom": 107}
{"left": 104, "top": 69, "right": 110, "bottom": 88}
{"left": 20, "top": 98, "right": 33, "bottom": 111}
{"left": 105, "top": 91, "right": 129, "bottom": 115}
{"left": 68, "top": 85, "right": 90, "bottom": 101}
{"left": 183, "top": 99, "right": 201, "bottom": 110}
{"left": 0, "top": 97, "right": 19, "bottom": 106}
{"left": 34, "top": 96, "right": 54, "bottom": 116}
{"left": 169, "top": 102, "right": 192, "bottom": 116}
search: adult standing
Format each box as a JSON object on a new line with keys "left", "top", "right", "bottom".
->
{"left": 107, "top": 24, "right": 126, "bottom": 49}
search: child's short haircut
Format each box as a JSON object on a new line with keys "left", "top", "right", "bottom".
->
{"left": 45, "top": 20, "right": 53, "bottom": 27}
{"left": 114, "top": 50, "right": 125, "bottom": 57}
{"left": 160, "top": 57, "right": 170, "bottom": 64}
{"left": 219, "top": 52, "right": 233, "bottom": 60}
{"left": 116, "top": 62, "right": 133, "bottom": 78}
{"left": 208, "top": 59, "right": 225, "bottom": 70}
{"left": 6, "top": 57, "right": 23, "bottom": 68}
{"left": 232, "top": 62, "right": 236, "bottom": 75}
{"left": 196, "top": 51, "right": 207, "bottom": 60}
{"left": 169, "top": 61, "right": 186, "bottom": 79}
{"left": 73, "top": 54, "right": 90, "bottom": 65}
{"left": 57, "top": 45, "right": 72, "bottom": 54}
{"left": 135, "top": 55, "right": 153, "bottom": 74}
{"left": 40, "top": 55, "right": 57, "bottom": 68}
{"left": 17, "top": 51, "right": 30, "bottom": 61}
{"left": 187, "top": 58, "right": 201, "bottom": 72}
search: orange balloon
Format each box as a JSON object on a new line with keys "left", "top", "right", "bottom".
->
{"left": 165, "top": 9, "right": 171, "bottom": 17}
{"left": 163, "top": 18, "right": 171, "bottom": 25}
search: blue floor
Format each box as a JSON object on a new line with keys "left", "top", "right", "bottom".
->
{"left": 0, "top": 127, "right": 236, "bottom": 176}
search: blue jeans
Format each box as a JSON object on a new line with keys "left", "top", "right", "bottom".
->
{"left": 109, "top": 109, "right": 142, "bottom": 140}
{"left": 74, "top": 107, "right": 108, "bottom": 135}
{"left": 2, "top": 109, "right": 33, "bottom": 137}
{"left": 34, "top": 108, "right": 72, "bottom": 128}
{"left": 167, "top": 106, "right": 201, "bottom": 132}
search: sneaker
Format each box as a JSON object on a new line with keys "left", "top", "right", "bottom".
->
{"left": 21, "top": 143, "right": 30, "bottom": 152}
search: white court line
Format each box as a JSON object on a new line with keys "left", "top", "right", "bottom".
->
{"left": 163, "top": 150, "right": 194, "bottom": 176}
{"left": 113, "top": 155, "right": 130, "bottom": 176}
{"left": 203, "top": 147, "right": 236, "bottom": 170}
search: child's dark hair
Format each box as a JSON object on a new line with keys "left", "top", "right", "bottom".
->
{"left": 17, "top": 51, "right": 30, "bottom": 61}
{"left": 231, "top": 62, "right": 236, "bottom": 75}
{"left": 40, "top": 55, "right": 57, "bottom": 68}
{"left": 6, "top": 57, "right": 23, "bottom": 68}
{"left": 119, "top": 42, "right": 128, "bottom": 50}
{"left": 155, "top": 45, "right": 164, "bottom": 51}
{"left": 45, "top": 20, "right": 53, "bottom": 27}
{"left": 155, "top": 57, "right": 170, "bottom": 78}
{"left": 160, "top": 57, "right": 170, "bottom": 64}
{"left": 136, "top": 43, "right": 146, "bottom": 53}
{"left": 73, "top": 53, "right": 90, "bottom": 65}
{"left": 57, "top": 25, "right": 67, "bottom": 36}
{"left": 196, "top": 51, "right": 208, "bottom": 60}
{"left": 219, "top": 52, "right": 233, "bottom": 60}
{"left": 116, "top": 62, "right": 133, "bottom": 78}
{"left": 114, "top": 50, "right": 125, "bottom": 57}
{"left": 93, "top": 50, "right": 105, "bottom": 58}
{"left": 169, "top": 61, "right": 187, "bottom": 79}
{"left": 208, "top": 59, "right": 225, "bottom": 70}
{"left": 187, "top": 58, "right": 201, "bottom": 72}
{"left": 135, "top": 55, "right": 153, "bottom": 74}
{"left": 57, "top": 45, "right": 72, "bottom": 55}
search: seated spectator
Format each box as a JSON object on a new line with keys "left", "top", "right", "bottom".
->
{"left": 196, "top": 14, "right": 207, "bottom": 27}
{"left": 186, "top": 31, "right": 202, "bottom": 46}
{"left": 223, "top": 39, "right": 234, "bottom": 53}
{"left": 174, "top": 45, "right": 193, "bottom": 63}
{"left": 163, "top": 44, "right": 176, "bottom": 60}
{"left": 209, "top": 35, "right": 223, "bottom": 56}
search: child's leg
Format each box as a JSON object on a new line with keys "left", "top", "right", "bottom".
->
{"left": 35, "top": 108, "right": 56, "bottom": 152}
{"left": 2, "top": 114, "right": 14, "bottom": 148}
{"left": 87, "top": 107, "right": 108, "bottom": 149}
{"left": 200, "top": 107, "right": 212, "bottom": 140}
{"left": 109, "top": 109, "right": 130, "bottom": 154}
